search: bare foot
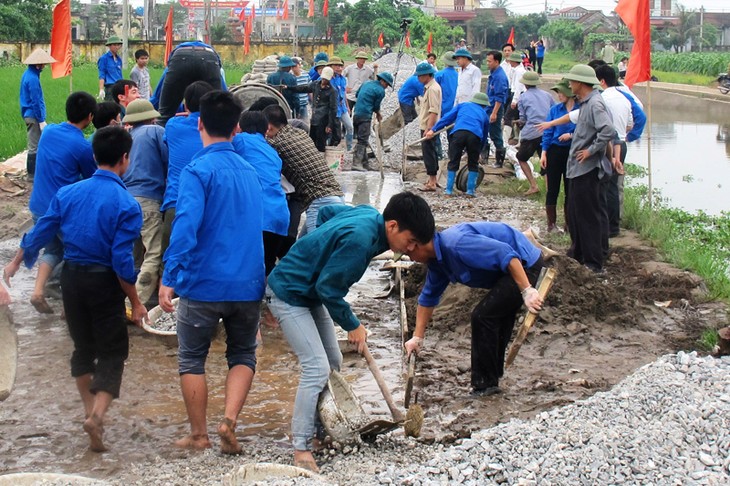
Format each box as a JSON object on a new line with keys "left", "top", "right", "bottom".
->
{"left": 524, "top": 187, "right": 540, "bottom": 196}
{"left": 217, "top": 418, "right": 242, "bottom": 455}
{"left": 174, "top": 434, "right": 211, "bottom": 450}
{"left": 294, "top": 450, "right": 319, "bottom": 474}
{"left": 30, "top": 294, "right": 53, "bottom": 314}
{"left": 83, "top": 415, "right": 107, "bottom": 452}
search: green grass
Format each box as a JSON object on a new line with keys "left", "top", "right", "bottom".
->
{"left": 697, "top": 328, "right": 720, "bottom": 352}
{"left": 1, "top": 63, "right": 248, "bottom": 161}
{"left": 651, "top": 70, "right": 716, "bottom": 87}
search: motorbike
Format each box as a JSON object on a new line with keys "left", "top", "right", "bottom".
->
{"left": 718, "top": 73, "right": 730, "bottom": 95}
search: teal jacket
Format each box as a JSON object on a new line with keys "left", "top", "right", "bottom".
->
{"left": 267, "top": 205, "right": 389, "bottom": 330}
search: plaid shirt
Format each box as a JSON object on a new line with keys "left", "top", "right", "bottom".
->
{"left": 267, "top": 124, "right": 343, "bottom": 208}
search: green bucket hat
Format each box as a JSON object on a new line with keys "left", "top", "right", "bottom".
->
{"left": 508, "top": 52, "right": 523, "bottom": 64}
{"left": 442, "top": 51, "right": 457, "bottom": 67}
{"left": 327, "top": 56, "right": 344, "bottom": 66}
{"left": 564, "top": 64, "right": 600, "bottom": 86}
{"left": 470, "top": 92, "right": 490, "bottom": 106}
{"left": 106, "top": 36, "right": 123, "bottom": 46}
{"left": 452, "top": 48, "right": 473, "bottom": 60}
{"left": 415, "top": 62, "right": 437, "bottom": 76}
{"left": 520, "top": 71, "right": 541, "bottom": 86}
{"left": 550, "top": 79, "right": 573, "bottom": 97}
{"left": 315, "top": 60, "right": 328, "bottom": 68}
{"left": 377, "top": 71, "right": 394, "bottom": 87}
{"left": 122, "top": 99, "right": 160, "bottom": 124}
{"left": 355, "top": 51, "right": 369, "bottom": 60}
{"left": 278, "top": 55, "right": 296, "bottom": 68}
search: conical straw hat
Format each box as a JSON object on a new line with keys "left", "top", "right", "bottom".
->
{"left": 23, "top": 49, "right": 57, "bottom": 65}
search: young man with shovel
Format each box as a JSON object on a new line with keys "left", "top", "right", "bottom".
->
{"left": 266, "top": 192, "right": 434, "bottom": 473}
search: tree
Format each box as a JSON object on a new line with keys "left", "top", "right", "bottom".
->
{"left": 0, "top": 0, "right": 54, "bottom": 41}
{"left": 91, "top": 0, "right": 121, "bottom": 40}
{"left": 659, "top": 4, "right": 698, "bottom": 52}
{"left": 210, "top": 22, "right": 232, "bottom": 42}
{"left": 490, "top": 0, "right": 510, "bottom": 8}
{"left": 468, "top": 10, "right": 497, "bottom": 49}
{"left": 539, "top": 19, "right": 583, "bottom": 50}
{"left": 154, "top": 1, "right": 188, "bottom": 41}
{"left": 410, "top": 10, "right": 463, "bottom": 54}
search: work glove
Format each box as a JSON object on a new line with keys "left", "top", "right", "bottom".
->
{"left": 404, "top": 336, "right": 423, "bottom": 357}
{"left": 521, "top": 286, "right": 542, "bottom": 314}
{"left": 39, "top": 121, "right": 47, "bottom": 131}
{"left": 97, "top": 89, "right": 105, "bottom": 101}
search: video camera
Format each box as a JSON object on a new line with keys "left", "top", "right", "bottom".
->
{"left": 400, "top": 18, "right": 413, "bottom": 32}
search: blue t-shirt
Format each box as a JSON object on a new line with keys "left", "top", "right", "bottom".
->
{"left": 162, "top": 142, "right": 265, "bottom": 302}
{"left": 20, "top": 66, "right": 46, "bottom": 122}
{"left": 542, "top": 102, "right": 577, "bottom": 151}
{"left": 353, "top": 80, "right": 385, "bottom": 119}
{"left": 486, "top": 66, "right": 510, "bottom": 111}
{"left": 432, "top": 102, "right": 489, "bottom": 143}
{"left": 29, "top": 122, "right": 96, "bottom": 218}
{"left": 162, "top": 112, "right": 202, "bottom": 212}
{"left": 124, "top": 124, "right": 169, "bottom": 202}
{"left": 97, "top": 50, "right": 123, "bottom": 85}
{"left": 22, "top": 170, "right": 142, "bottom": 284}
{"left": 435, "top": 67, "right": 458, "bottom": 115}
{"left": 398, "top": 75, "right": 425, "bottom": 106}
{"left": 331, "top": 73, "right": 348, "bottom": 117}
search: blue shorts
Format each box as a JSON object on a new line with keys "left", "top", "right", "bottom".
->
{"left": 176, "top": 298, "right": 260, "bottom": 375}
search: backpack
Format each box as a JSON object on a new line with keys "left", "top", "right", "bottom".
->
{"left": 617, "top": 89, "right": 646, "bottom": 142}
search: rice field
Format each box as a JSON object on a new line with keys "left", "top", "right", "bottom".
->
{"left": 0, "top": 63, "right": 247, "bottom": 161}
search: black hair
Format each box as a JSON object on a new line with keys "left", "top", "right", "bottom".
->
{"left": 487, "top": 50, "right": 502, "bottom": 63}
{"left": 134, "top": 49, "right": 149, "bottom": 59}
{"left": 111, "top": 79, "right": 138, "bottom": 104}
{"left": 262, "top": 105, "right": 288, "bottom": 128}
{"left": 238, "top": 111, "right": 268, "bottom": 135}
{"left": 595, "top": 64, "right": 618, "bottom": 87}
{"left": 620, "top": 56, "right": 628, "bottom": 62}
{"left": 426, "top": 53, "right": 436, "bottom": 59}
{"left": 65, "top": 91, "right": 97, "bottom": 124}
{"left": 93, "top": 101, "right": 122, "bottom": 129}
{"left": 92, "top": 126, "right": 132, "bottom": 167}
{"left": 184, "top": 81, "right": 214, "bottom": 113}
{"left": 382, "top": 191, "right": 434, "bottom": 244}
{"left": 501, "top": 43, "right": 515, "bottom": 51}
{"left": 248, "top": 96, "right": 281, "bottom": 112}
{"left": 587, "top": 59, "right": 607, "bottom": 70}
{"left": 199, "top": 90, "right": 242, "bottom": 138}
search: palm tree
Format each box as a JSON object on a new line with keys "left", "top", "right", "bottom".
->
{"left": 490, "top": 0, "right": 510, "bottom": 8}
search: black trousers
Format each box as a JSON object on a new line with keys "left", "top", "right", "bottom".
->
{"left": 61, "top": 264, "right": 128, "bottom": 398}
{"left": 567, "top": 168, "right": 604, "bottom": 271}
{"left": 276, "top": 196, "right": 304, "bottom": 260}
{"left": 447, "top": 130, "right": 481, "bottom": 173}
{"left": 607, "top": 141, "right": 627, "bottom": 236}
{"left": 309, "top": 124, "right": 328, "bottom": 153}
{"left": 158, "top": 48, "right": 222, "bottom": 126}
{"left": 544, "top": 145, "right": 570, "bottom": 206}
{"left": 599, "top": 172, "right": 611, "bottom": 262}
{"left": 421, "top": 130, "right": 439, "bottom": 176}
{"left": 470, "top": 256, "right": 544, "bottom": 389}
{"left": 263, "top": 231, "right": 286, "bottom": 276}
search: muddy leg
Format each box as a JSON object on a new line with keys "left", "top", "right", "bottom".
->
{"left": 218, "top": 365, "right": 255, "bottom": 455}
{"left": 75, "top": 374, "right": 95, "bottom": 419}
{"left": 176, "top": 374, "right": 211, "bottom": 449}
{"left": 294, "top": 450, "right": 320, "bottom": 474}
{"left": 83, "top": 390, "right": 113, "bottom": 452}
{"left": 30, "top": 262, "right": 54, "bottom": 314}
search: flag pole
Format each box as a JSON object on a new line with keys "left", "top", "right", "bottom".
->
{"left": 646, "top": 79, "right": 652, "bottom": 209}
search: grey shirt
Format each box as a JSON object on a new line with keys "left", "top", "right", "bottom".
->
{"left": 566, "top": 89, "right": 615, "bottom": 179}
{"left": 343, "top": 63, "right": 375, "bottom": 102}
{"left": 130, "top": 65, "right": 150, "bottom": 99}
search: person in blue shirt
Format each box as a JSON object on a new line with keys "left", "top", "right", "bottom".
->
{"left": 404, "top": 222, "right": 544, "bottom": 396}
{"left": 153, "top": 41, "right": 225, "bottom": 126}
{"left": 161, "top": 81, "right": 212, "bottom": 257}
{"left": 267, "top": 56, "right": 300, "bottom": 118}
{"left": 434, "top": 51, "right": 459, "bottom": 161}
{"left": 20, "top": 49, "right": 56, "bottom": 180}
{"left": 398, "top": 74, "right": 425, "bottom": 124}
{"left": 4, "top": 126, "right": 146, "bottom": 453}
{"left": 233, "top": 110, "right": 290, "bottom": 275}
{"left": 540, "top": 79, "right": 576, "bottom": 233}
{"left": 97, "top": 36, "right": 123, "bottom": 101}
{"left": 424, "top": 92, "right": 490, "bottom": 196}
{"left": 327, "top": 57, "right": 353, "bottom": 150}
{"left": 121, "top": 99, "right": 169, "bottom": 307}
{"left": 308, "top": 52, "right": 329, "bottom": 82}
{"left": 485, "top": 51, "right": 510, "bottom": 168}
{"left": 351, "top": 72, "right": 393, "bottom": 171}
{"left": 159, "top": 90, "right": 264, "bottom": 456}
{"left": 4, "top": 92, "right": 97, "bottom": 315}
{"left": 266, "top": 192, "right": 434, "bottom": 473}
{"left": 536, "top": 40, "right": 545, "bottom": 75}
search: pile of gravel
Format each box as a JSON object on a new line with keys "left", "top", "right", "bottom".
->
{"left": 149, "top": 310, "right": 176, "bottom": 333}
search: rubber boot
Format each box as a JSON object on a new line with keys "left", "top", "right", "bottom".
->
{"left": 26, "top": 152, "right": 36, "bottom": 181}
{"left": 480, "top": 145, "right": 490, "bottom": 166}
{"left": 466, "top": 170, "right": 479, "bottom": 197}
{"left": 351, "top": 145, "right": 367, "bottom": 172}
{"left": 546, "top": 205, "right": 558, "bottom": 232}
{"left": 494, "top": 148, "right": 506, "bottom": 169}
{"left": 445, "top": 170, "right": 456, "bottom": 196}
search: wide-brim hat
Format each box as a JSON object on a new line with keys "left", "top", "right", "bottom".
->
{"left": 314, "top": 52, "right": 329, "bottom": 63}
{"left": 453, "top": 48, "right": 473, "bottom": 60}
{"left": 291, "top": 56, "right": 302, "bottom": 65}
{"left": 442, "top": 51, "right": 457, "bottom": 67}
{"left": 415, "top": 62, "right": 437, "bottom": 76}
{"left": 315, "top": 60, "right": 328, "bottom": 68}
{"left": 23, "top": 48, "right": 56, "bottom": 65}
{"left": 278, "top": 55, "right": 296, "bottom": 68}
{"left": 377, "top": 71, "right": 394, "bottom": 87}
{"left": 106, "top": 36, "right": 123, "bottom": 45}
{"left": 327, "top": 56, "right": 344, "bottom": 66}
{"left": 550, "top": 79, "right": 573, "bottom": 97}
{"left": 122, "top": 99, "right": 160, "bottom": 124}
{"left": 564, "top": 64, "right": 600, "bottom": 86}
{"left": 508, "top": 52, "right": 523, "bottom": 63}
{"left": 520, "top": 71, "right": 541, "bottom": 86}
{"left": 355, "top": 51, "right": 368, "bottom": 60}
{"left": 470, "top": 92, "right": 490, "bottom": 106}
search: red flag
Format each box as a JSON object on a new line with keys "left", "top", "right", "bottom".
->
{"left": 238, "top": 7, "right": 246, "bottom": 22}
{"left": 164, "top": 5, "right": 174, "bottom": 66}
{"left": 405, "top": 31, "right": 411, "bottom": 48}
{"left": 251, "top": 5, "right": 256, "bottom": 19}
{"left": 50, "top": 0, "right": 72, "bottom": 79}
{"left": 615, "top": 0, "right": 651, "bottom": 88}
{"left": 378, "top": 32, "right": 384, "bottom": 48}
{"left": 307, "top": 0, "right": 314, "bottom": 18}
{"left": 244, "top": 13, "right": 252, "bottom": 54}
{"left": 282, "top": 0, "right": 289, "bottom": 20}
{"left": 276, "top": 0, "right": 281, "bottom": 20}
{"left": 323, "top": 0, "right": 328, "bottom": 17}
{"left": 343, "top": 30, "right": 348, "bottom": 44}
{"left": 506, "top": 27, "right": 515, "bottom": 46}
{"left": 426, "top": 32, "right": 433, "bottom": 54}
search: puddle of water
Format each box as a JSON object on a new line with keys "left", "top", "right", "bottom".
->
{"left": 627, "top": 90, "right": 730, "bottom": 215}
{"left": 0, "top": 173, "right": 409, "bottom": 478}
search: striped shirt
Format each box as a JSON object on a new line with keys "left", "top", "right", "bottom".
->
{"left": 296, "top": 72, "right": 309, "bottom": 108}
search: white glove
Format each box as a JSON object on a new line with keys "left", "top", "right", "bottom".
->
{"left": 97, "top": 89, "right": 106, "bottom": 101}
{"left": 39, "top": 121, "right": 47, "bottom": 131}
{"left": 521, "top": 286, "right": 543, "bottom": 314}
{"left": 404, "top": 336, "right": 423, "bottom": 357}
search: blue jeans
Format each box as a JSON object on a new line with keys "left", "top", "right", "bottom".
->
{"left": 340, "top": 111, "right": 354, "bottom": 150}
{"left": 300, "top": 195, "right": 345, "bottom": 237}
{"left": 266, "top": 285, "right": 342, "bottom": 451}
{"left": 487, "top": 105, "right": 505, "bottom": 151}
{"left": 32, "top": 213, "right": 63, "bottom": 268}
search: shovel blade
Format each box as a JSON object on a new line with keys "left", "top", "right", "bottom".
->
{"left": 358, "top": 419, "right": 401, "bottom": 440}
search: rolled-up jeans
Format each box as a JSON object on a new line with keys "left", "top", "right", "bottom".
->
{"left": 300, "top": 195, "right": 345, "bottom": 237}
{"left": 266, "top": 285, "right": 342, "bottom": 451}
{"left": 339, "top": 111, "right": 354, "bottom": 150}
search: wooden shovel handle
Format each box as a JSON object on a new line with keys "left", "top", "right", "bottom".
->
{"left": 362, "top": 343, "right": 405, "bottom": 423}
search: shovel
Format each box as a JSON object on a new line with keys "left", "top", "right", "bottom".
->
{"left": 357, "top": 343, "right": 405, "bottom": 439}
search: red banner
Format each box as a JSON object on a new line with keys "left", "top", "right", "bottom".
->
{"left": 50, "top": 0, "right": 72, "bottom": 79}
{"left": 282, "top": 0, "right": 289, "bottom": 20}
{"left": 323, "top": 0, "right": 328, "bottom": 17}
{"left": 615, "top": 0, "right": 651, "bottom": 88}
{"left": 307, "top": 0, "right": 314, "bottom": 17}
{"left": 164, "top": 4, "right": 174, "bottom": 66}
{"left": 506, "top": 27, "right": 515, "bottom": 46}
{"left": 405, "top": 31, "right": 411, "bottom": 48}
{"left": 378, "top": 32, "right": 384, "bottom": 48}
{"left": 426, "top": 32, "right": 432, "bottom": 53}
{"left": 343, "top": 30, "right": 348, "bottom": 44}
{"left": 181, "top": 0, "right": 247, "bottom": 7}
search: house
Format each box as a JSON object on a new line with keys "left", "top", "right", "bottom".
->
{"left": 434, "top": 3, "right": 509, "bottom": 46}
{"left": 548, "top": 6, "right": 618, "bottom": 34}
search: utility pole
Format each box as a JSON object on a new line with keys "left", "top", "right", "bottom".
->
{"left": 262, "top": 0, "right": 266, "bottom": 41}
{"left": 122, "top": 0, "right": 129, "bottom": 69}
{"left": 293, "top": 0, "right": 298, "bottom": 54}
{"left": 699, "top": 6, "right": 704, "bottom": 52}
